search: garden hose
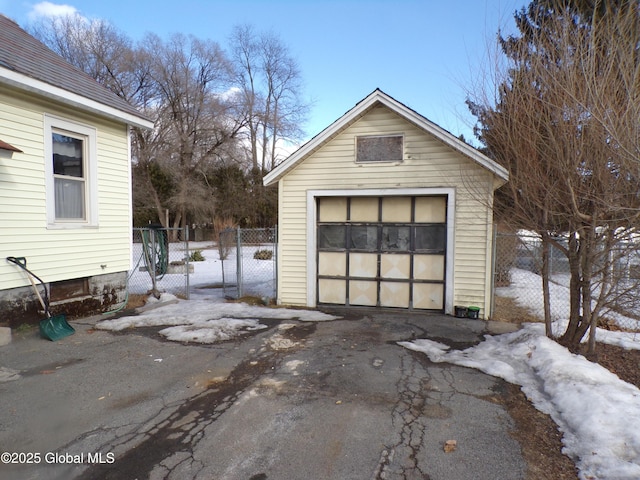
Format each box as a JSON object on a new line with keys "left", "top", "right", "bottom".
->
{"left": 141, "top": 228, "right": 169, "bottom": 279}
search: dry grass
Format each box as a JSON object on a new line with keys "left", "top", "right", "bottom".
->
{"left": 492, "top": 296, "right": 542, "bottom": 324}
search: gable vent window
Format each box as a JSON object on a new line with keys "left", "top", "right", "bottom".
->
{"left": 356, "top": 135, "right": 403, "bottom": 163}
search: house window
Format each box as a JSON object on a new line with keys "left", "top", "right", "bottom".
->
{"left": 44, "top": 116, "right": 98, "bottom": 227}
{"left": 356, "top": 135, "right": 403, "bottom": 163}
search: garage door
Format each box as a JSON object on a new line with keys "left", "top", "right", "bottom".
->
{"left": 316, "top": 196, "right": 447, "bottom": 310}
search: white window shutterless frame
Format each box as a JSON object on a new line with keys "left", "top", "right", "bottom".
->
{"left": 44, "top": 115, "right": 98, "bottom": 228}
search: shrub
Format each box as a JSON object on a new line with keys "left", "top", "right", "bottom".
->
{"left": 253, "top": 249, "right": 273, "bottom": 260}
{"left": 189, "top": 250, "right": 205, "bottom": 262}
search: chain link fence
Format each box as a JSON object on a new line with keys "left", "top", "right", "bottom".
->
{"left": 492, "top": 231, "right": 640, "bottom": 331}
{"left": 219, "top": 227, "right": 277, "bottom": 302}
{"left": 130, "top": 227, "right": 190, "bottom": 299}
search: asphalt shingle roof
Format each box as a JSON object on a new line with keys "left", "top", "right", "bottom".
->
{"left": 0, "top": 14, "right": 148, "bottom": 123}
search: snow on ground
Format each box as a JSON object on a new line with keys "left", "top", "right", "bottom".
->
{"left": 107, "top": 242, "right": 640, "bottom": 478}
{"left": 498, "top": 268, "right": 640, "bottom": 331}
{"left": 400, "top": 324, "right": 640, "bottom": 480}
{"left": 96, "top": 293, "right": 338, "bottom": 343}
{"left": 98, "top": 241, "right": 338, "bottom": 343}
{"left": 402, "top": 268, "right": 640, "bottom": 479}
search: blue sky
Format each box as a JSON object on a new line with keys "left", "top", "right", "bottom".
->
{"left": 1, "top": 0, "right": 527, "bottom": 143}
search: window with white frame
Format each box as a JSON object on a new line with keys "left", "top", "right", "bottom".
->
{"left": 44, "top": 115, "right": 98, "bottom": 227}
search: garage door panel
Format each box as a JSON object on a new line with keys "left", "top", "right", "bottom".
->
{"left": 319, "top": 197, "right": 347, "bottom": 222}
{"left": 349, "top": 280, "right": 377, "bottom": 306}
{"left": 382, "top": 226, "right": 410, "bottom": 251}
{"left": 413, "top": 283, "right": 444, "bottom": 309}
{"left": 414, "top": 255, "right": 445, "bottom": 281}
{"left": 318, "top": 225, "right": 346, "bottom": 249}
{"left": 380, "top": 254, "right": 410, "bottom": 279}
{"left": 318, "top": 252, "right": 346, "bottom": 276}
{"left": 415, "top": 196, "right": 446, "bottom": 223}
{"left": 380, "top": 282, "right": 410, "bottom": 308}
{"left": 382, "top": 197, "right": 411, "bottom": 222}
{"left": 318, "top": 279, "right": 346, "bottom": 304}
{"left": 350, "top": 197, "right": 378, "bottom": 222}
{"left": 349, "top": 253, "right": 378, "bottom": 277}
{"left": 349, "top": 225, "right": 378, "bottom": 250}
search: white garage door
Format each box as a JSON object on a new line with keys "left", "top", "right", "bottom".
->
{"left": 316, "top": 195, "right": 447, "bottom": 310}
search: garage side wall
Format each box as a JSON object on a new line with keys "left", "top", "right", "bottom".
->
{"left": 277, "top": 105, "right": 495, "bottom": 316}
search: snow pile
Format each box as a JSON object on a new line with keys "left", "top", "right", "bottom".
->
{"left": 400, "top": 323, "right": 640, "bottom": 480}
{"left": 96, "top": 296, "right": 339, "bottom": 343}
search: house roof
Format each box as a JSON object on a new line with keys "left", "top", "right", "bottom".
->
{"left": 0, "top": 14, "right": 153, "bottom": 130}
{"left": 263, "top": 89, "right": 508, "bottom": 186}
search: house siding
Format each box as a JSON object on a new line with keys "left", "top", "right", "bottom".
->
{"left": 0, "top": 86, "right": 132, "bottom": 293}
{"left": 277, "top": 105, "right": 495, "bottom": 315}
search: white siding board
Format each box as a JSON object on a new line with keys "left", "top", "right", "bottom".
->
{"left": 0, "top": 86, "right": 133, "bottom": 291}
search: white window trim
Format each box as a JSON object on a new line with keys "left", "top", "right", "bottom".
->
{"left": 306, "top": 187, "right": 456, "bottom": 314}
{"left": 44, "top": 115, "right": 98, "bottom": 228}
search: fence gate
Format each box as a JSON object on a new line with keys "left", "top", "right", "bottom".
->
{"left": 219, "top": 227, "right": 277, "bottom": 302}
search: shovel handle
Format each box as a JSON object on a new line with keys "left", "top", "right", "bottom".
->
{"left": 25, "top": 271, "right": 49, "bottom": 317}
{"left": 6, "top": 256, "right": 50, "bottom": 317}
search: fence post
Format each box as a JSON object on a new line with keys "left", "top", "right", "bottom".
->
{"left": 150, "top": 228, "right": 158, "bottom": 294}
{"left": 274, "top": 225, "right": 278, "bottom": 302}
{"left": 236, "top": 227, "right": 243, "bottom": 298}
{"left": 490, "top": 224, "right": 497, "bottom": 319}
{"left": 184, "top": 225, "right": 190, "bottom": 300}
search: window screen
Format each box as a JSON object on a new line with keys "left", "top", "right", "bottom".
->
{"left": 356, "top": 135, "right": 403, "bottom": 163}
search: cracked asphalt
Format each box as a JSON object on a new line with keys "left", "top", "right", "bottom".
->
{"left": 0, "top": 307, "right": 525, "bottom": 480}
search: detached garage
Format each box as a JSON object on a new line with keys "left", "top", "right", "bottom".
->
{"left": 263, "top": 89, "right": 508, "bottom": 319}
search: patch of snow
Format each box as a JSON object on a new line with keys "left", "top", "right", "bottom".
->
{"left": 400, "top": 323, "right": 640, "bottom": 479}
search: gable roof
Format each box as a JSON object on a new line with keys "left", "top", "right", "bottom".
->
{"left": 0, "top": 14, "right": 152, "bottom": 130}
{"left": 263, "top": 89, "right": 508, "bottom": 186}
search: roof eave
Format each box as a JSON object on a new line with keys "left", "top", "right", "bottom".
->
{"left": 264, "top": 90, "right": 508, "bottom": 187}
{"left": 0, "top": 68, "right": 154, "bottom": 130}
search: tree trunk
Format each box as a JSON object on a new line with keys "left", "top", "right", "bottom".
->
{"left": 560, "top": 231, "right": 583, "bottom": 351}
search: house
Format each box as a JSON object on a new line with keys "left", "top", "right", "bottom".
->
{"left": 0, "top": 15, "right": 153, "bottom": 326}
{"left": 263, "top": 89, "right": 508, "bottom": 319}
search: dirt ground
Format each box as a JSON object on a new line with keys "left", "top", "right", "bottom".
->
{"left": 493, "top": 297, "right": 640, "bottom": 480}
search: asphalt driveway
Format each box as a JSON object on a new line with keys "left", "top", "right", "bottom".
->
{"left": 0, "top": 306, "right": 525, "bottom": 480}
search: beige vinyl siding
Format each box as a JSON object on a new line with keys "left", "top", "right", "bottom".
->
{"left": 0, "top": 86, "right": 132, "bottom": 290}
{"left": 277, "top": 105, "right": 495, "bottom": 314}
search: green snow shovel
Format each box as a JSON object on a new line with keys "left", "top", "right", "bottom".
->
{"left": 6, "top": 257, "right": 75, "bottom": 341}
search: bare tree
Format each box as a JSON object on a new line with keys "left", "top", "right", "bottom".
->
{"left": 134, "top": 33, "right": 245, "bottom": 231}
{"left": 30, "top": 15, "right": 292, "bottom": 230}
{"left": 469, "top": 0, "right": 640, "bottom": 355}
{"left": 29, "top": 13, "right": 153, "bottom": 107}
{"left": 229, "top": 24, "right": 308, "bottom": 172}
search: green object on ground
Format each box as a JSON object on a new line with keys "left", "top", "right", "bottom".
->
{"left": 39, "top": 314, "right": 75, "bottom": 342}
{"left": 6, "top": 256, "right": 75, "bottom": 341}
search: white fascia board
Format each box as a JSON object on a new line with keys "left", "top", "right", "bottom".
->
{"left": 0, "top": 69, "right": 153, "bottom": 130}
{"left": 264, "top": 90, "right": 508, "bottom": 186}
{"left": 264, "top": 97, "right": 372, "bottom": 186}
{"left": 373, "top": 92, "right": 509, "bottom": 182}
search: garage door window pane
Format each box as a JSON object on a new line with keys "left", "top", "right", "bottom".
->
{"left": 318, "top": 225, "right": 346, "bottom": 249}
{"left": 350, "top": 225, "right": 378, "bottom": 250}
{"left": 415, "top": 225, "right": 446, "bottom": 251}
{"left": 382, "top": 226, "right": 410, "bottom": 251}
